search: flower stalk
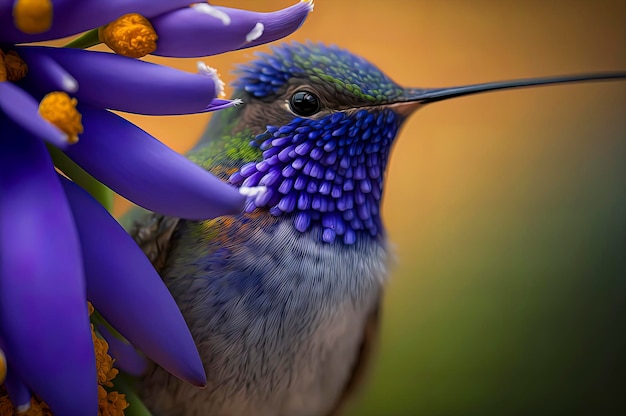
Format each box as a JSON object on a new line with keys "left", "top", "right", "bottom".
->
{"left": 47, "top": 145, "right": 114, "bottom": 210}
{"left": 64, "top": 28, "right": 101, "bottom": 49}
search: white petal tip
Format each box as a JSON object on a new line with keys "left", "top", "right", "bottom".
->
{"left": 232, "top": 98, "right": 244, "bottom": 106}
{"left": 197, "top": 61, "right": 225, "bottom": 97}
{"left": 61, "top": 75, "right": 78, "bottom": 93}
{"left": 192, "top": 3, "right": 231, "bottom": 25}
{"left": 246, "top": 23, "right": 264, "bottom": 43}
{"left": 239, "top": 186, "right": 267, "bottom": 197}
{"left": 304, "top": 0, "right": 315, "bottom": 12}
{"left": 16, "top": 403, "right": 31, "bottom": 412}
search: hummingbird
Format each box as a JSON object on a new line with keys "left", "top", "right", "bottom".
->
{"left": 131, "top": 42, "right": 625, "bottom": 416}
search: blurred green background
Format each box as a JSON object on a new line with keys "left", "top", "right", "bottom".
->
{"left": 109, "top": 1, "right": 625, "bottom": 414}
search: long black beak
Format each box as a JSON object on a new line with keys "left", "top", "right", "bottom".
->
{"left": 395, "top": 71, "right": 626, "bottom": 115}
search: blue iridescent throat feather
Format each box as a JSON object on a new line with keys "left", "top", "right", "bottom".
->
{"left": 226, "top": 42, "right": 404, "bottom": 245}
{"left": 230, "top": 109, "right": 398, "bottom": 245}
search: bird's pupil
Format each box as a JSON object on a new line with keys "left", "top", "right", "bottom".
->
{"left": 289, "top": 91, "right": 320, "bottom": 116}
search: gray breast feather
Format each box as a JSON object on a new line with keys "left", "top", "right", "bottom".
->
{"left": 139, "top": 216, "right": 391, "bottom": 416}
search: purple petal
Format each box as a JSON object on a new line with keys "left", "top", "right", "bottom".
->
{"left": 206, "top": 98, "right": 243, "bottom": 112}
{"left": 0, "top": 121, "right": 97, "bottom": 415}
{"left": 64, "top": 107, "right": 245, "bottom": 220}
{"left": 61, "top": 177, "right": 206, "bottom": 386}
{"left": 0, "top": 0, "right": 206, "bottom": 43}
{"left": 3, "top": 367, "right": 31, "bottom": 411}
{"left": 0, "top": 348, "right": 31, "bottom": 410}
{"left": 15, "top": 51, "right": 78, "bottom": 93}
{"left": 236, "top": 1, "right": 314, "bottom": 50}
{"left": 151, "top": 1, "right": 313, "bottom": 58}
{"left": 0, "top": 82, "right": 68, "bottom": 147}
{"left": 96, "top": 325, "right": 147, "bottom": 377}
{"left": 17, "top": 47, "right": 232, "bottom": 115}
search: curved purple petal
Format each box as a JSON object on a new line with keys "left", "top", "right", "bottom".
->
{"left": 0, "top": 120, "right": 97, "bottom": 415}
{"left": 151, "top": 1, "right": 313, "bottom": 58}
{"left": 205, "top": 98, "right": 243, "bottom": 112}
{"left": 61, "top": 177, "right": 206, "bottom": 386}
{"left": 0, "top": 0, "right": 206, "bottom": 43}
{"left": 17, "top": 47, "right": 234, "bottom": 115}
{"left": 96, "top": 325, "right": 148, "bottom": 377}
{"left": 63, "top": 107, "right": 245, "bottom": 220}
{"left": 3, "top": 367, "right": 31, "bottom": 411}
{"left": 16, "top": 51, "right": 78, "bottom": 93}
{"left": 0, "top": 82, "right": 68, "bottom": 147}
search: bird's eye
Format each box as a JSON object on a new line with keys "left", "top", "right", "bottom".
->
{"left": 289, "top": 91, "right": 320, "bottom": 116}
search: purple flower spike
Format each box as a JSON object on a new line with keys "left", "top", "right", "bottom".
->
{"left": 18, "top": 47, "right": 234, "bottom": 115}
{"left": 64, "top": 106, "right": 245, "bottom": 220}
{"left": 0, "top": 123, "right": 97, "bottom": 415}
{"left": 0, "top": 0, "right": 207, "bottom": 43}
{"left": 61, "top": 178, "right": 206, "bottom": 386}
{"left": 0, "top": 82, "right": 67, "bottom": 148}
{"left": 151, "top": 1, "right": 314, "bottom": 58}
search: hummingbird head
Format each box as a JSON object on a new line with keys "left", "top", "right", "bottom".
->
{"left": 201, "top": 42, "right": 624, "bottom": 245}
{"left": 222, "top": 42, "right": 410, "bottom": 245}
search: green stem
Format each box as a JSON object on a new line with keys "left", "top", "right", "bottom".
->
{"left": 64, "top": 28, "right": 102, "bottom": 49}
{"left": 115, "top": 375, "right": 153, "bottom": 416}
{"left": 47, "top": 145, "right": 114, "bottom": 211}
{"left": 121, "top": 388, "right": 153, "bottom": 416}
{"left": 90, "top": 309, "right": 126, "bottom": 341}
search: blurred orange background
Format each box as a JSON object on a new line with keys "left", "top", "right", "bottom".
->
{"left": 64, "top": 1, "right": 626, "bottom": 414}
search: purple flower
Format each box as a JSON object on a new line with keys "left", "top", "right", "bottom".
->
{"left": 0, "top": 1, "right": 311, "bottom": 414}
{"left": 148, "top": 2, "right": 313, "bottom": 58}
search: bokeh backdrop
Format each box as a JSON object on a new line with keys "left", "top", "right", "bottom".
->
{"left": 55, "top": 1, "right": 626, "bottom": 414}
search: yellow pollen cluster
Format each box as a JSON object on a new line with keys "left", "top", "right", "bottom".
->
{"left": 0, "top": 396, "right": 15, "bottom": 415}
{"left": 0, "top": 50, "right": 28, "bottom": 82}
{"left": 0, "top": 390, "right": 52, "bottom": 416}
{"left": 38, "top": 92, "right": 83, "bottom": 143}
{"left": 0, "top": 53, "right": 6, "bottom": 83}
{"left": 12, "top": 0, "right": 53, "bottom": 34}
{"left": 89, "top": 304, "right": 129, "bottom": 416}
{"left": 97, "top": 388, "right": 128, "bottom": 416}
{"left": 99, "top": 13, "right": 158, "bottom": 58}
{"left": 93, "top": 328, "right": 118, "bottom": 388}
